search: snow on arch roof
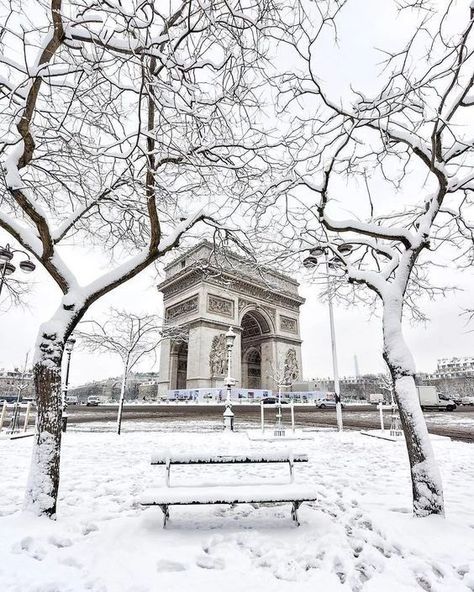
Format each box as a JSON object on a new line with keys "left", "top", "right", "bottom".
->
{"left": 161, "top": 239, "right": 303, "bottom": 301}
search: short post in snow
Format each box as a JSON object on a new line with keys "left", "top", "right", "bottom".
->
{"left": 223, "top": 327, "right": 236, "bottom": 431}
{"left": 23, "top": 401, "right": 31, "bottom": 432}
{"left": 0, "top": 401, "right": 7, "bottom": 431}
{"left": 389, "top": 390, "right": 402, "bottom": 438}
{"left": 273, "top": 383, "right": 286, "bottom": 437}
{"left": 378, "top": 401, "right": 385, "bottom": 432}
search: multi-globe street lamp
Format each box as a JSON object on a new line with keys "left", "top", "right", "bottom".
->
{"left": 223, "top": 326, "right": 236, "bottom": 431}
{"left": 0, "top": 243, "right": 36, "bottom": 298}
{"left": 303, "top": 244, "right": 353, "bottom": 432}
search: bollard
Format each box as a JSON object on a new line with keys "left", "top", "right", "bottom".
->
{"left": 378, "top": 402, "right": 385, "bottom": 432}
{"left": 0, "top": 401, "right": 7, "bottom": 431}
{"left": 23, "top": 402, "right": 31, "bottom": 432}
{"left": 62, "top": 414, "right": 68, "bottom": 432}
{"left": 223, "top": 406, "right": 234, "bottom": 431}
{"left": 260, "top": 401, "right": 265, "bottom": 434}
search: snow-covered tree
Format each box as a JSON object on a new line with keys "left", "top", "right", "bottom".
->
{"left": 0, "top": 0, "right": 272, "bottom": 516}
{"left": 76, "top": 308, "right": 187, "bottom": 434}
{"left": 251, "top": 1, "right": 474, "bottom": 516}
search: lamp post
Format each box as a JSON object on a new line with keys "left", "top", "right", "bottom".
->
{"left": 303, "top": 244, "right": 353, "bottom": 432}
{"left": 0, "top": 243, "right": 36, "bottom": 299}
{"left": 62, "top": 336, "right": 76, "bottom": 432}
{"left": 223, "top": 326, "right": 236, "bottom": 431}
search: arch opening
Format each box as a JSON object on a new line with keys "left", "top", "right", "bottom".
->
{"left": 240, "top": 310, "right": 270, "bottom": 390}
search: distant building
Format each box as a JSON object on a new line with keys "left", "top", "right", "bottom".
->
{"left": 296, "top": 374, "right": 387, "bottom": 400}
{"left": 416, "top": 356, "right": 474, "bottom": 397}
{"left": 70, "top": 371, "right": 159, "bottom": 403}
{"left": 435, "top": 357, "right": 474, "bottom": 378}
{"left": 0, "top": 368, "right": 34, "bottom": 399}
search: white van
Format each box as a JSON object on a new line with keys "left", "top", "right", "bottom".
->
{"left": 65, "top": 395, "right": 78, "bottom": 405}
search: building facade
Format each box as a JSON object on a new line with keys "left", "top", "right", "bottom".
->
{"left": 416, "top": 356, "right": 474, "bottom": 397}
{"left": 157, "top": 242, "right": 305, "bottom": 395}
{"left": 70, "top": 371, "right": 159, "bottom": 403}
{"left": 0, "top": 368, "right": 34, "bottom": 400}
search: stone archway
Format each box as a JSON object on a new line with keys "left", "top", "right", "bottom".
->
{"left": 169, "top": 341, "right": 188, "bottom": 390}
{"left": 157, "top": 241, "right": 304, "bottom": 396}
{"left": 244, "top": 347, "right": 261, "bottom": 389}
{"left": 241, "top": 310, "right": 272, "bottom": 389}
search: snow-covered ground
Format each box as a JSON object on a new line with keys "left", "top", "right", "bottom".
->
{"left": 1, "top": 425, "right": 473, "bottom": 592}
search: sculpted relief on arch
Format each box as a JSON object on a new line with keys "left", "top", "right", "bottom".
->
{"left": 209, "top": 334, "right": 227, "bottom": 376}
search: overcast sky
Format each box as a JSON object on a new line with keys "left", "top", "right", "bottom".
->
{"left": 0, "top": 245, "right": 472, "bottom": 387}
{"left": 0, "top": 0, "right": 473, "bottom": 386}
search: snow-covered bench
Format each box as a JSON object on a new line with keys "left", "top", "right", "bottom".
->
{"left": 140, "top": 451, "right": 317, "bottom": 527}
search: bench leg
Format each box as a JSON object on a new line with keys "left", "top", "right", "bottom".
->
{"left": 291, "top": 502, "right": 301, "bottom": 526}
{"left": 159, "top": 505, "right": 169, "bottom": 528}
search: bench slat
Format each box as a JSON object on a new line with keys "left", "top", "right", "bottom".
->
{"left": 140, "top": 483, "right": 317, "bottom": 506}
{"left": 150, "top": 451, "right": 308, "bottom": 465}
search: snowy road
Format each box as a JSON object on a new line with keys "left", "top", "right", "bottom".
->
{"left": 1, "top": 426, "right": 473, "bottom": 592}
{"left": 63, "top": 404, "right": 474, "bottom": 442}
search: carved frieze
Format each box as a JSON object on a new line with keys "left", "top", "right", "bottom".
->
{"left": 208, "top": 294, "right": 234, "bottom": 318}
{"left": 161, "top": 271, "right": 202, "bottom": 300}
{"left": 283, "top": 348, "right": 299, "bottom": 384}
{"left": 280, "top": 315, "right": 298, "bottom": 334}
{"left": 209, "top": 334, "right": 227, "bottom": 376}
{"left": 165, "top": 295, "right": 199, "bottom": 321}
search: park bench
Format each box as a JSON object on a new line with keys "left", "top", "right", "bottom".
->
{"left": 140, "top": 450, "right": 317, "bottom": 527}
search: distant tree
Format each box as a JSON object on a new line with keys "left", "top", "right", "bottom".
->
{"left": 76, "top": 308, "right": 187, "bottom": 434}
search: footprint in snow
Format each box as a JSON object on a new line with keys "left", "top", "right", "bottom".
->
{"left": 12, "top": 536, "right": 46, "bottom": 561}
{"left": 156, "top": 559, "right": 187, "bottom": 572}
{"left": 81, "top": 522, "right": 99, "bottom": 536}
{"left": 196, "top": 554, "right": 226, "bottom": 570}
{"left": 48, "top": 535, "right": 73, "bottom": 548}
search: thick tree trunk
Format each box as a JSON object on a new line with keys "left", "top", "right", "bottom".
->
{"left": 382, "top": 296, "right": 444, "bottom": 517}
{"left": 24, "top": 327, "right": 65, "bottom": 517}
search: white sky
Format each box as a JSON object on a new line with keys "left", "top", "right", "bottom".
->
{"left": 0, "top": 0, "right": 473, "bottom": 386}
{"left": 0, "top": 245, "right": 472, "bottom": 387}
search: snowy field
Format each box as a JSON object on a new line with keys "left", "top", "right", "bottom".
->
{"left": 1, "top": 425, "right": 473, "bottom": 592}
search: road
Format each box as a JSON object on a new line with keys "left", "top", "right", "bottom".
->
{"left": 65, "top": 404, "right": 474, "bottom": 442}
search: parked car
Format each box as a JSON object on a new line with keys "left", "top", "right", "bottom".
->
{"left": 261, "top": 397, "right": 289, "bottom": 405}
{"left": 86, "top": 396, "right": 100, "bottom": 407}
{"left": 65, "top": 395, "right": 78, "bottom": 405}
{"left": 316, "top": 399, "right": 345, "bottom": 409}
{"left": 461, "top": 396, "right": 474, "bottom": 406}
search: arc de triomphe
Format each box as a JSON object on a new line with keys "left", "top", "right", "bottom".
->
{"left": 157, "top": 241, "right": 305, "bottom": 395}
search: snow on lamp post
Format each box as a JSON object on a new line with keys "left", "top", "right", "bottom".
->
{"left": 303, "top": 244, "right": 352, "bottom": 432}
{"left": 0, "top": 243, "right": 36, "bottom": 298}
{"left": 223, "top": 326, "right": 236, "bottom": 431}
{"left": 62, "top": 336, "right": 76, "bottom": 432}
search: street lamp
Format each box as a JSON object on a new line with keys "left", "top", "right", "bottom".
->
{"left": 223, "top": 326, "right": 236, "bottom": 431}
{"left": 0, "top": 243, "right": 36, "bottom": 298}
{"left": 303, "top": 244, "right": 353, "bottom": 432}
{"left": 62, "top": 336, "right": 76, "bottom": 432}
